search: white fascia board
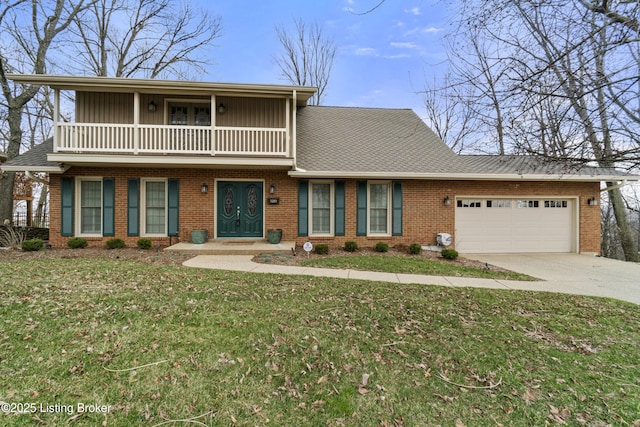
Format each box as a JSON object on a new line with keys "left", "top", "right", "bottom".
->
{"left": 287, "top": 170, "right": 639, "bottom": 182}
{"left": 47, "top": 153, "right": 295, "bottom": 169}
{"left": 0, "top": 164, "right": 69, "bottom": 173}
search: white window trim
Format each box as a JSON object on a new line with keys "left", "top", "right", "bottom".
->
{"left": 75, "top": 177, "right": 103, "bottom": 238}
{"left": 164, "top": 98, "right": 211, "bottom": 126}
{"left": 140, "top": 178, "right": 168, "bottom": 237}
{"left": 367, "top": 180, "right": 392, "bottom": 237}
{"left": 309, "top": 180, "right": 334, "bottom": 237}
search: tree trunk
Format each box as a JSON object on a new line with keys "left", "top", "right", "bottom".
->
{"left": 607, "top": 185, "right": 639, "bottom": 262}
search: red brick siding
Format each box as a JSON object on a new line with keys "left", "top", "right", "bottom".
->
{"left": 48, "top": 168, "right": 601, "bottom": 254}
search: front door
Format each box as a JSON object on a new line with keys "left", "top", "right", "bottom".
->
{"left": 217, "top": 181, "right": 263, "bottom": 238}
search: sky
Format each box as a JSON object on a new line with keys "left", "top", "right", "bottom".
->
{"left": 200, "top": 0, "right": 452, "bottom": 120}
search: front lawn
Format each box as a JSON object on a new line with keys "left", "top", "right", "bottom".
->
{"left": 1, "top": 258, "right": 638, "bottom": 426}
{"left": 300, "top": 254, "right": 538, "bottom": 281}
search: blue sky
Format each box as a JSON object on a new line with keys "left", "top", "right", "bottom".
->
{"left": 202, "top": 0, "right": 451, "bottom": 119}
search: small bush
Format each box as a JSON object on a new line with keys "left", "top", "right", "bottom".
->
{"left": 441, "top": 248, "right": 459, "bottom": 260}
{"left": 137, "top": 238, "right": 152, "bottom": 250}
{"left": 315, "top": 244, "right": 329, "bottom": 255}
{"left": 22, "top": 238, "right": 44, "bottom": 252}
{"left": 409, "top": 243, "right": 422, "bottom": 255}
{"left": 67, "top": 237, "right": 88, "bottom": 249}
{"left": 374, "top": 242, "right": 389, "bottom": 253}
{"left": 106, "top": 238, "right": 125, "bottom": 249}
{"left": 344, "top": 241, "right": 358, "bottom": 252}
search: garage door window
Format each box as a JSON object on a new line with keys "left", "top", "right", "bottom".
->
{"left": 517, "top": 200, "right": 539, "bottom": 208}
{"left": 545, "top": 200, "right": 568, "bottom": 208}
{"left": 457, "top": 199, "right": 482, "bottom": 208}
{"left": 487, "top": 200, "right": 511, "bottom": 208}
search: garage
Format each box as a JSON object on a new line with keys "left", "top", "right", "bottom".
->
{"left": 455, "top": 198, "right": 576, "bottom": 253}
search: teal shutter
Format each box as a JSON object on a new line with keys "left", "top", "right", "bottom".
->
{"left": 392, "top": 182, "right": 403, "bottom": 236}
{"left": 102, "top": 178, "right": 115, "bottom": 236}
{"left": 61, "top": 177, "right": 74, "bottom": 236}
{"left": 167, "top": 179, "right": 179, "bottom": 236}
{"left": 298, "top": 181, "right": 309, "bottom": 237}
{"left": 127, "top": 179, "right": 139, "bottom": 236}
{"left": 356, "top": 181, "right": 367, "bottom": 236}
{"left": 334, "top": 181, "right": 345, "bottom": 236}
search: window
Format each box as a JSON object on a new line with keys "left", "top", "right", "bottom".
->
{"left": 142, "top": 179, "right": 167, "bottom": 236}
{"left": 78, "top": 178, "right": 102, "bottom": 236}
{"left": 369, "top": 182, "right": 390, "bottom": 235}
{"left": 310, "top": 181, "right": 333, "bottom": 235}
{"left": 167, "top": 101, "right": 211, "bottom": 126}
{"left": 517, "top": 200, "right": 539, "bottom": 208}
{"left": 487, "top": 200, "right": 511, "bottom": 208}
{"left": 457, "top": 199, "right": 482, "bottom": 208}
{"left": 545, "top": 200, "right": 568, "bottom": 208}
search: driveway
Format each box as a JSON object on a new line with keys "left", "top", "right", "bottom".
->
{"left": 464, "top": 253, "right": 640, "bottom": 305}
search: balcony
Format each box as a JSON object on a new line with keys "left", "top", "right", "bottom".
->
{"left": 55, "top": 123, "right": 290, "bottom": 157}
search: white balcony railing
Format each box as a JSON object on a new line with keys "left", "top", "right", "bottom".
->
{"left": 56, "top": 123, "right": 289, "bottom": 157}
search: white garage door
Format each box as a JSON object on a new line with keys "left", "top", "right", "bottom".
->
{"left": 455, "top": 198, "right": 575, "bottom": 253}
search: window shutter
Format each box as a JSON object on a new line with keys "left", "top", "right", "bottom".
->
{"left": 334, "top": 181, "right": 345, "bottom": 236}
{"left": 127, "top": 179, "right": 139, "bottom": 236}
{"left": 168, "top": 179, "right": 179, "bottom": 236}
{"left": 392, "top": 182, "right": 403, "bottom": 236}
{"left": 356, "top": 181, "right": 367, "bottom": 236}
{"left": 102, "top": 178, "right": 115, "bottom": 236}
{"left": 61, "top": 177, "right": 74, "bottom": 236}
{"left": 298, "top": 181, "right": 309, "bottom": 237}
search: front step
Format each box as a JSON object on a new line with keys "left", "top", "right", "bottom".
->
{"left": 165, "top": 240, "right": 296, "bottom": 255}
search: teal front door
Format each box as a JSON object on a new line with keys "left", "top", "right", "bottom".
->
{"left": 217, "top": 181, "right": 263, "bottom": 238}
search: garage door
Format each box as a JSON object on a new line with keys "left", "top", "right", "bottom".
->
{"left": 455, "top": 198, "right": 575, "bottom": 253}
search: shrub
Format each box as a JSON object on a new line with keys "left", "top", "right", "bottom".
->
{"left": 409, "top": 243, "right": 422, "bottom": 255}
{"left": 344, "top": 241, "right": 358, "bottom": 252}
{"left": 106, "top": 238, "right": 125, "bottom": 249}
{"left": 374, "top": 242, "right": 389, "bottom": 253}
{"left": 137, "top": 238, "right": 152, "bottom": 250}
{"left": 0, "top": 225, "right": 25, "bottom": 249}
{"left": 441, "top": 248, "right": 459, "bottom": 260}
{"left": 67, "top": 237, "right": 88, "bottom": 249}
{"left": 22, "top": 238, "right": 44, "bottom": 252}
{"left": 315, "top": 244, "right": 329, "bottom": 255}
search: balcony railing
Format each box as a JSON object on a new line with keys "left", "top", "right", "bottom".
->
{"left": 56, "top": 123, "right": 289, "bottom": 157}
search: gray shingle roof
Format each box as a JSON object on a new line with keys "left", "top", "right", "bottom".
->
{"left": 1, "top": 138, "right": 62, "bottom": 171}
{"left": 296, "top": 106, "right": 465, "bottom": 174}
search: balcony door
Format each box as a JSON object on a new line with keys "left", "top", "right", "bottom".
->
{"left": 217, "top": 181, "right": 263, "bottom": 238}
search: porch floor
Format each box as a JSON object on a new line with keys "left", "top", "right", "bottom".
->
{"left": 165, "top": 240, "right": 296, "bottom": 255}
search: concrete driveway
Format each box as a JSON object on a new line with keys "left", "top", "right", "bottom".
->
{"left": 464, "top": 253, "right": 640, "bottom": 305}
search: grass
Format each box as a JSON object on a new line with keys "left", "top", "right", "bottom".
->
{"left": 301, "top": 255, "right": 538, "bottom": 281}
{"left": 1, "top": 258, "right": 638, "bottom": 426}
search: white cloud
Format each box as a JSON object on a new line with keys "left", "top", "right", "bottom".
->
{"left": 354, "top": 47, "right": 378, "bottom": 56}
{"left": 390, "top": 42, "right": 420, "bottom": 49}
{"left": 403, "top": 26, "right": 443, "bottom": 37}
{"left": 405, "top": 7, "right": 421, "bottom": 16}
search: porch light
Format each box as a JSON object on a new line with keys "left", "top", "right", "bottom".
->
{"left": 588, "top": 197, "right": 598, "bottom": 206}
{"left": 201, "top": 183, "right": 208, "bottom": 194}
{"left": 443, "top": 196, "right": 451, "bottom": 206}
{"left": 217, "top": 103, "right": 226, "bottom": 114}
{"left": 269, "top": 184, "right": 276, "bottom": 194}
{"left": 148, "top": 101, "right": 157, "bottom": 112}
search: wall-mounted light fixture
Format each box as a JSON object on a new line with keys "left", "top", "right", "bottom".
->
{"left": 201, "top": 183, "right": 208, "bottom": 194}
{"left": 588, "top": 197, "right": 598, "bottom": 206}
{"left": 443, "top": 196, "right": 451, "bottom": 206}
{"left": 148, "top": 101, "right": 157, "bottom": 112}
{"left": 269, "top": 184, "right": 276, "bottom": 194}
{"left": 217, "top": 103, "right": 226, "bottom": 114}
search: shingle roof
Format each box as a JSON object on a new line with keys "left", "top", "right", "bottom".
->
{"left": 296, "top": 106, "right": 465, "bottom": 174}
{"left": 1, "top": 138, "right": 63, "bottom": 171}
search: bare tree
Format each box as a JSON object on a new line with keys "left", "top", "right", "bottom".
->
{"left": 66, "top": 0, "right": 222, "bottom": 78}
{"left": 0, "top": 0, "right": 91, "bottom": 224}
{"left": 274, "top": 19, "right": 336, "bottom": 105}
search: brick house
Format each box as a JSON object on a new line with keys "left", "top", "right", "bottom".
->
{"left": 3, "top": 74, "right": 636, "bottom": 254}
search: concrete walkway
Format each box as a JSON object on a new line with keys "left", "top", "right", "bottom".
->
{"left": 183, "top": 253, "right": 640, "bottom": 305}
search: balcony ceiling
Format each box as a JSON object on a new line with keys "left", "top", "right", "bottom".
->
{"left": 7, "top": 74, "right": 317, "bottom": 106}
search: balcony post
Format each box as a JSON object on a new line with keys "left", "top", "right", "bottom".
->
{"left": 133, "top": 92, "right": 140, "bottom": 154}
{"left": 211, "top": 94, "right": 216, "bottom": 156}
{"left": 292, "top": 90, "right": 297, "bottom": 163}
{"left": 53, "top": 88, "right": 60, "bottom": 152}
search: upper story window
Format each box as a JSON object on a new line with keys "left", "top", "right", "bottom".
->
{"left": 167, "top": 101, "right": 211, "bottom": 126}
